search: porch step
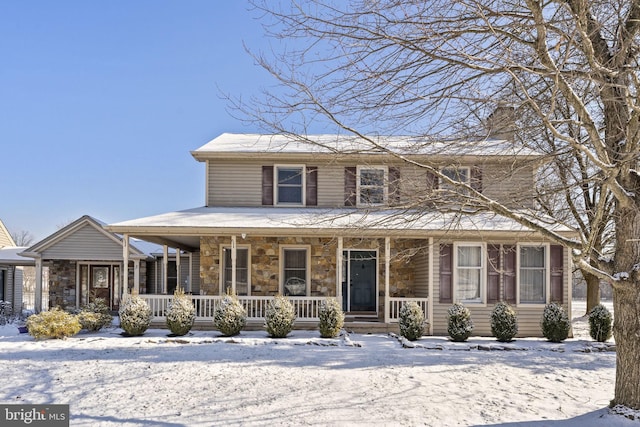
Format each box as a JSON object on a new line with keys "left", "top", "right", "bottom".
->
{"left": 150, "top": 319, "right": 400, "bottom": 334}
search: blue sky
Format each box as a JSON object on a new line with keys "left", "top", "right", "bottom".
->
{"left": 0, "top": 1, "right": 279, "bottom": 242}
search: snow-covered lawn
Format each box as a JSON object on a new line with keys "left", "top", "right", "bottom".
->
{"left": 0, "top": 300, "right": 635, "bottom": 426}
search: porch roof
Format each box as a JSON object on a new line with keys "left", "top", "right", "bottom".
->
{"left": 106, "top": 206, "right": 576, "bottom": 249}
{"left": 0, "top": 246, "right": 35, "bottom": 266}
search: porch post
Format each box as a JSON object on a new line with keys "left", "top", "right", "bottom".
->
{"left": 336, "top": 237, "right": 343, "bottom": 309}
{"left": 162, "top": 245, "right": 168, "bottom": 294}
{"left": 428, "top": 237, "right": 434, "bottom": 335}
{"left": 384, "top": 237, "right": 390, "bottom": 323}
{"left": 133, "top": 260, "right": 140, "bottom": 294}
{"left": 188, "top": 252, "right": 193, "bottom": 293}
{"left": 231, "top": 235, "right": 237, "bottom": 295}
{"left": 123, "top": 234, "right": 130, "bottom": 295}
{"left": 34, "top": 257, "right": 43, "bottom": 313}
{"left": 176, "top": 248, "right": 181, "bottom": 292}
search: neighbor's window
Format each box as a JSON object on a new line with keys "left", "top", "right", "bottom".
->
{"left": 455, "top": 244, "right": 483, "bottom": 303}
{"left": 282, "top": 248, "right": 308, "bottom": 296}
{"left": 519, "top": 245, "right": 546, "bottom": 304}
{"left": 276, "top": 166, "right": 304, "bottom": 205}
{"left": 222, "top": 247, "right": 250, "bottom": 296}
{"left": 357, "top": 166, "right": 387, "bottom": 205}
{"left": 440, "top": 167, "right": 470, "bottom": 194}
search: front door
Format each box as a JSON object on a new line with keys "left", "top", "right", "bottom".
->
{"left": 90, "top": 265, "right": 111, "bottom": 304}
{"left": 342, "top": 250, "right": 377, "bottom": 313}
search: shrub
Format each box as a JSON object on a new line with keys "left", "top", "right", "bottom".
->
{"left": 213, "top": 293, "right": 247, "bottom": 336}
{"left": 447, "top": 302, "right": 473, "bottom": 342}
{"left": 26, "top": 308, "right": 81, "bottom": 340}
{"left": 119, "top": 292, "right": 152, "bottom": 336}
{"left": 265, "top": 295, "right": 296, "bottom": 338}
{"left": 589, "top": 304, "right": 613, "bottom": 342}
{"left": 77, "top": 298, "right": 113, "bottom": 331}
{"left": 541, "top": 302, "right": 570, "bottom": 343}
{"left": 166, "top": 287, "right": 196, "bottom": 336}
{"left": 399, "top": 301, "right": 425, "bottom": 341}
{"left": 490, "top": 301, "right": 518, "bottom": 342}
{"left": 318, "top": 298, "right": 344, "bottom": 338}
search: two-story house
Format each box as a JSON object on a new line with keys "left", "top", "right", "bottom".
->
{"left": 104, "top": 132, "right": 575, "bottom": 336}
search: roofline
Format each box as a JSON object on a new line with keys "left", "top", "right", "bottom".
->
{"left": 0, "top": 219, "right": 16, "bottom": 247}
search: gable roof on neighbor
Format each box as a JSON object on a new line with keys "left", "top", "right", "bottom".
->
{"left": 0, "top": 219, "right": 16, "bottom": 248}
{"left": 20, "top": 215, "right": 151, "bottom": 261}
{"left": 0, "top": 246, "right": 34, "bottom": 266}
{"left": 191, "top": 133, "right": 544, "bottom": 160}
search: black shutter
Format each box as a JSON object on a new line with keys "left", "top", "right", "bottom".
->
{"left": 262, "top": 166, "right": 274, "bottom": 205}
{"left": 344, "top": 167, "right": 357, "bottom": 206}
{"left": 439, "top": 244, "right": 453, "bottom": 303}
{"left": 471, "top": 166, "right": 483, "bottom": 193}
{"left": 503, "top": 245, "right": 516, "bottom": 304}
{"left": 550, "top": 245, "right": 564, "bottom": 303}
{"left": 306, "top": 166, "right": 318, "bottom": 206}
{"left": 388, "top": 167, "right": 401, "bottom": 206}
{"left": 487, "top": 244, "right": 500, "bottom": 303}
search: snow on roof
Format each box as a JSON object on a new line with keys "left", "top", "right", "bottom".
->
{"left": 0, "top": 247, "right": 34, "bottom": 265}
{"left": 192, "top": 133, "right": 543, "bottom": 158}
{"left": 108, "top": 206, "right": 573, "bottom": 235}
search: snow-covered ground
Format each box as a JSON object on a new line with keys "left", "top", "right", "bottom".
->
{"left": 0, "top": 300, "right": 635, "bottom": 426}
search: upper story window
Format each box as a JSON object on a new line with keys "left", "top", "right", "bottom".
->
{"left": 440, "top": 166, "right": 470, "bottom": 194}
{"left": 276, "top": 165, "right": 305, "bottom": 206}
{"left": 357, "top": 166, "right": 387, "bottom": 206}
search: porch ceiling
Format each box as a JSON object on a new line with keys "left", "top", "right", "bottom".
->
{"left": 106, "top": 206, "right": 577, "bottom": 248}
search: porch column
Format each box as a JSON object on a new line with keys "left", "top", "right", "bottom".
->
{"left": 336, "top": 237, "right": 343, "bottom": 308}
{"left": 384, "top": 237, "right": 390, "bottom": 323}
{"left": 133, "top": 260, "right": 140, "bottom": 294}
{"left": 428, "top": 237, "right": 434, "bottom": 335}
{"left": 34, "top": 257, "right": 43, "bottom": 313}
{"left": 176, "top": 248, "right": 181, "bottom": 292}
{"left": 123, "top": 234, "right": 130, "bottom": 295}
{"left": 231, "top": 235, "right": 237, "bottom": 295}
{"left": 188, "top": 252, "right": 193, "bottom": 293}
{"left": 162, "top": 245, "right": 168, "bottom": 294}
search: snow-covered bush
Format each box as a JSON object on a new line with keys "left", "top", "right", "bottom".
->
{"left": 77, "top": 298, "right": 113, "bottom": 331}
{"left": 589, "top": 304, "right": 613, "bottom": 342}
{"left": 490, "top": 301, "right": 518, "bottom": 342}
{"left": 399, "top": 301, "right": 425, "bottom": 341}
{"left": 213, "top": 293, "right": 247, "bottom": 336}
{"left": 119, "top": 292, "right": 152, "bottom": 336}
{"left": 26, "top": 307, "right": 82, "bottom": 340}
{"left": 447, "top": 302, "right": 473, "bottom": 342}
{"left": 318, "top": 298, "right": 344, "bottom": 338}
{"left": 166, "top": 287, "right": 196, "bottom": 336}
{"left": 265, "top": 295, "right": 296, "bottom": 338}
{"left": 541, "top": 302, "right": 570, "bottom": 343}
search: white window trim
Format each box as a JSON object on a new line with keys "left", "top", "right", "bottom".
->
{"left": 274, "top": 164, "right": 306, "bottom": 206}
{"left": 452, "top": 242, "right": 486, "bottom": 305}
{"left": 356, "top": 165, "right": 388, "bottom": 207}
{"left": 219, "top": 244, "right": 252, "bottom": 296}
{"left": 440, "top": 166, "right": 471, "bottom": 189}
{"left": 516, "top": 243, "right": 550, "bottom": 306}
{"left": 280, "top": 245, "right": 311, "bottom": 296}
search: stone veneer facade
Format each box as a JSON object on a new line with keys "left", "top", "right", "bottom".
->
{"left": 199, "top": 236, "right": 430, "bottom": 308}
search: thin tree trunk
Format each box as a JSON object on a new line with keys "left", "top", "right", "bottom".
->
{"left": 584, "top": 270, "right": 601, "bottom": 314}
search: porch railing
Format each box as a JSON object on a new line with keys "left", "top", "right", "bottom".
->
{"left": 137, "top": 294, "right": 430, "bottom": 325}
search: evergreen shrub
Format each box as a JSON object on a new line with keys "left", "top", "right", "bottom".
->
{"left": 26, "top": 307, "right": 82, "bottom": 340}
{"left": 265, "top": 295, "right": 296, "bottom": 338}
{"left": 166, "top": 287, "right": 196, "bottom": 336}
{"left": 213, "top": 293, "right": 247, "bottom": 337}
{"left": 541, "top": 302, "right": 570, "bottom": 343}
{"left": 77, "top": 298, "right": 113, "bottom": 331}
{"left": 490, "top": 301, "right": 518, "bottom": 342}
{"left": 447, "top": 302, "right": 473, "bottom": 342}
{"left": 119, "top": 292, "right": 152, "bottom": 336}
{"left": 399, "top": 301, "right": 425, "bottom": 341}
{"left": 318, "top": 298, "right": 344, "bottom": 338}
{"left": 589, "top": 304, "right": 613, "bottom": 342}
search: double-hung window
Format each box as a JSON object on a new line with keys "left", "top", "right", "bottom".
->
{"left": 440, "top": 167, "right": 470, "bottom": 195}
{"left": 275, "top": 165, "right": 305, "bottom": 205}
{"left": 281, "top": 247, "right": 309, "bottom": 296}
{"left": 222, "top": 246, "right": 250, "bottom": 296}
{"left": 357, "top": 166, "right": 387, "bottom": 206}
{"left": 519, "top": 245, "right": 547, "bottom": 304}
{"left": 455, "top": 243, "right": 484, "bottom": 303}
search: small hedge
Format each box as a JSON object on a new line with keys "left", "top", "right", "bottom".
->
{"left": 213, "top": 293, "right": 247, "bottom": 337}
{"left": 265, "top": 295, "right": 296, "bottom": 338}
{"left": 399, "top": 301, "right": 425, "bottom": 341}
{"left": 448, "top": 302, "right": 473, "bottom": 342}
{"left": 77, "top": 298, "right": 113, "bottom": 331}
{"left": 541, "top": 302, "right": 570, "bottom": 343}
{"left": 318, "top": 298, "right": 344, "bottom": 338}
{"left": 490, "top": 301, "right": 518, "bottom": 342}
{"left": 166, "top": 287, "right": 196, "bottom": 336}
{"left": 26, "top": 308, "right": 81, "bottom": 340}
{"left": 119, "top": 292, "right": 152, "bottom": 336}
{"left": 589, "top": 304, "right": 613, "bottom": 342}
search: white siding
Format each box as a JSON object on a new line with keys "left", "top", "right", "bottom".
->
{"left": 207, "top": 161, "right": 262, "bottom": 206}
{"left": 41, "top": 224, "right": 123, "bottom": 260}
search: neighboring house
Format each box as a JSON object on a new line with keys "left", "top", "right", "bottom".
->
{"left": 21, "top": 215, "right": 156, "bottom": 312}
{"left": 106, "top": 131, "right": 576, "bottom": 336}
{"left": 0, "top": 218, "right": 35, "bottom": 314}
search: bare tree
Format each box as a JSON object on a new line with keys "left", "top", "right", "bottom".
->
{"left": 241, "top": 0, "right": 640, "bottom": 409}
{"left": 10, "top": 230, "right": 34, "bottom": 247}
